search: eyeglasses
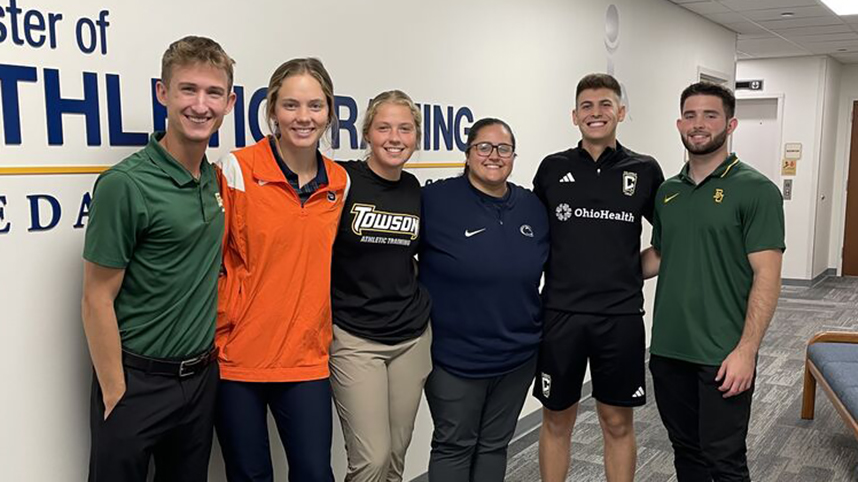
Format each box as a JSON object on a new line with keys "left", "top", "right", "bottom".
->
{"left": 469, "top": 142, "right": 516, "bottom": 159}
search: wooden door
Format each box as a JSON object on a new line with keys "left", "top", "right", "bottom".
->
{"left": 843, "top": 101, "right": 858, "bottom": 276}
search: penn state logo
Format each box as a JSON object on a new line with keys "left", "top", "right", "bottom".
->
{"left": 623, "top": 171, "right": 637, "bottom": 196}
{"left": 327, "top": 191, "right": 336, "bottom": 202}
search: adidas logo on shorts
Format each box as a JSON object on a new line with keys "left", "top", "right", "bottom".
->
{"left": 632, "top": 386, "right": 645, "bottom": 398}
{"left": 541, "top": 373, "right": 552, "bottom": 398}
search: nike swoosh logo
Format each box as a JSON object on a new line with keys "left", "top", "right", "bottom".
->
{"left": 464, "top": 228, "right": 486, "bottom": 238}
{"left": 664, "top": 193, "right": 680, "bottom": 204}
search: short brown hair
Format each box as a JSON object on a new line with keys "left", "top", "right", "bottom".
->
{"left": 361, "top": 90, "right": 422, "bottom": 148}
{"left": 265, "top": 58, "right": 336, "bottom": 136}
{"left": 680, "top": 82, "right": 736, "bottom": 119}
{"left": 161, "top": 36, "right": 235, "bottom": 90}
{"left": 576, "top": 73, "right": 622, "bottom": 102}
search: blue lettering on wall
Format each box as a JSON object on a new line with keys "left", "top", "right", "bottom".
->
{"left": 432, "top": 105, "right": 453, "bottom": 151}
{"left": 151, "top": 77, "right": 166, "bottom": 132}
{"left": 107, "top": 74, "right": 147, "bottom": 146}
{"left": 27, "top": 194, "right": 61, "bottom": 232}
{"left": 73, "top": 192, "right": 91, "bottom": 229}
{"left": 454, "top": 107, "right": 473, "bottom": 151}
{"left": 0, "top": 63, "right": 37, "bottom": 145}
{"left": 0, "top": 195, "right": 9, "bottom": 234}
{"left": 0, "top": 0, "right": 63, "bottom": 49}
{"left": 44, "top": 68, "right": 100, "bottom": 145}
{"left": 421, "top": 103, "right": 431, "bottom": 151}
{"left": 333, "top": 95, "right": 358, "bottom": 150}
{"left": 1, "top": 63, "right": 474, "bottom": 152}
{"left": 74, "top": 17, "right": 96, "bottom": 54}
{"left": 233, "top": 85, "right": 245, "bottom": 148}
{"left": 248, "top": 87, "right": 266, "bottom": 142}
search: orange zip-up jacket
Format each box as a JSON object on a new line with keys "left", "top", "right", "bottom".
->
{"left": 213, "top": 137, "right": 350, "bottom": 382}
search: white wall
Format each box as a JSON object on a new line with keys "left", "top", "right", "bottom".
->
{"left": 829, "top": 64, "right": 858, "bottom": 272}
{"left": 812, "top": 57, "right": 841, "bottom": 278}
{"left": 0, "top": 0, "right": 736, "bottom": 480}
{"left": 736, "top": 56, "right": 833, "bottom": 280}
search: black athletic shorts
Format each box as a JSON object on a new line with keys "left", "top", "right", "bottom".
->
{"left": 533, "top": 310, "right": 646, "bottom": 410}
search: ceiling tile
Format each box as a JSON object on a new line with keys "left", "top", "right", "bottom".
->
{"left": 682, "top": 2, "right": 734, "bottom": 15}
{"left": 737, "top": 37, "right": 812, "bottom": 57}
{"left": 722, "top": 20, "right": 773, "bottom": 35}
{"left": 831, "top": 52, "right": 858, "bottom": 63}
{"left": 738, "top": 32, "right": 780, "bottom": 39}
{"left": 791, "top": 32, "right": 858, "bottom": 43}
{"left": 799, "top": 41, "right": 858, "bottom": 54}
{"left": 705, "top": 11, "right": 759, "bottom": 24}
{"left": 719, "top": 0, "right": 820, "bottom": 11}
{"left": 758, "top": 16, "right": 844, "bottom": 29}
{"left": 739, "top": 6, "right": 837, "bottom": 21}
{"left": 775, "top": 24, "right": 854, "bottom": 35}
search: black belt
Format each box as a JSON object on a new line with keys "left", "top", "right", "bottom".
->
{"left": 122, "top": 346, "right": 218, "bottom": 378}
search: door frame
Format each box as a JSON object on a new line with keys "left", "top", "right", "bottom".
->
{"left": 836, "top": 98, "right": 858, "bottom": 275}
{"left": 734, "top": 93, "right": 786, "bottom": 187}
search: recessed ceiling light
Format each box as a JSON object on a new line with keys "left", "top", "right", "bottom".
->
{"left": 781, "top": 12, "right": 795, "bottom": 18}
{"left": 819, "top": 0, "right": 858, "bottom": 16}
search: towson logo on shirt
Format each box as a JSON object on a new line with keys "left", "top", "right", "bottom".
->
{"left": 350, "top": 204, "right": 420, "bottom": 240}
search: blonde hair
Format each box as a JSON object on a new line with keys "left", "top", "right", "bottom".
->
{"left": 265, "top": 58, "right": 336, "bottom": 136}
{"left": 361, "top": 90, "right": 422, "bottom": 148}
{"left": 161, "top": 36, "right": 235, "bottom": 90}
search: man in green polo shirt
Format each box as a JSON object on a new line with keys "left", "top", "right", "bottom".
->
{"left": 642, "top": 82, "right": 784, "bottom": 481}
{"left": 81, "top": 36, "right": 235, "bottom": 482}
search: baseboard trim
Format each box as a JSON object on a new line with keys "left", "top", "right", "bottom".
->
{"left": 783, "top": 268, "right": 837, "bottom": 287}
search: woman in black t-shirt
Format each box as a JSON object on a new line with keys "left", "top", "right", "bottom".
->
{"left": 329, "top": 90, "right": 432, "bottom": 482}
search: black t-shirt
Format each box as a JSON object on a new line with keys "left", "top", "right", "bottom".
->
{"left": 331, "top": 160, "right": 431, "bottom": 344}
{"left": 533, "top": 141, "right": 664, "bottom": 315}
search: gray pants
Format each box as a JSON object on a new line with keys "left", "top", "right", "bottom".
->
{"left": 425, "top": 355, "right": 537, "bottom": 482}
{"left": 330, "top": 324, "right": 432, "bottom": 482}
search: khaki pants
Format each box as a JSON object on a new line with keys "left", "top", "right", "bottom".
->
{"left": 330, "top": 324, "right": 432, "bottom": 482}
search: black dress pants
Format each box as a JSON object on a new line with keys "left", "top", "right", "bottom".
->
{"left": 650, "top": 354, "right": 754, "bottom": 482}
{"left": 88, "top": 362, "right": 219, "bottom": 482}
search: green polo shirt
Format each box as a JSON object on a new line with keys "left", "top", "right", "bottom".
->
{"left": 83, "top": 133, "right": 224, "bottom": 359}
{"left": 650, "top": 154, "right": 785, "bottom": 366}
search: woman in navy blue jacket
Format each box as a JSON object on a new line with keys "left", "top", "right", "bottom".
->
{"left": 419, "top": 118, "right": 549, "bottom": 481}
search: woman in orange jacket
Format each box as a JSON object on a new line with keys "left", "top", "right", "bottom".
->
{"left": 213, "top": 58, "right": 348, "bottom": 482}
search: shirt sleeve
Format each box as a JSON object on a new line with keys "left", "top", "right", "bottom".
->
{"left": 742, "top": 180, "right": 786, "bottom": 254}
{"left": 532, "top": 161, "right": 547, "bottom": 207}
{"left": 643, "top": 159, "right": 665, "bottom": 225}
{"left": 651, "top": 186, "right": 663, "bottom": 252}
{"left": 83, "top": 170, "right": 149, "bottom": 268}
{"left": 651, "top": 209, "right": 662, "bottom": 252}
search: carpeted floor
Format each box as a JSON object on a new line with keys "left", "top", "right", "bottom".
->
{"left": 503, "top": 276, "right": 858, "bottom": 481}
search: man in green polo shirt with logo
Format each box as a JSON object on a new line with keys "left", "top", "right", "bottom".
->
{"left": 81, "top": 36, "right": 235, "bottom": 482}
{"left": 642, "top": 82, "right": 784, "bottom": 481}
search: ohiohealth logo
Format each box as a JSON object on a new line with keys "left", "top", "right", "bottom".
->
{"left": 574, "top": 207, "right": 635, "bottom": 223}
{"left": 555, "top": 203, "right": 572, "bottom": 221}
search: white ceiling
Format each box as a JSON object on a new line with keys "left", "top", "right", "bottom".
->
{"left": 666, "top": 0, "right": 858, "bottom": 63}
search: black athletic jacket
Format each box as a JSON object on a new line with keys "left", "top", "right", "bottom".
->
{"left": 533, "top": 141, "right": 664, "bottom": 315}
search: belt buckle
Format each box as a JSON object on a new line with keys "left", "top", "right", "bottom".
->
{"left": 178, "top": 358, "right": 195, "bottom": 377}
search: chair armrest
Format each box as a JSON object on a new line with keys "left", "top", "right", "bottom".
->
{"left": 808, "top": 331, "right": 858, "bottom": 346}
